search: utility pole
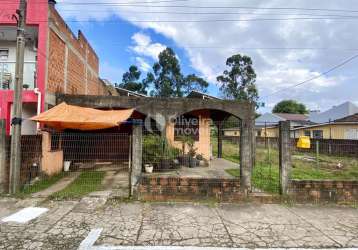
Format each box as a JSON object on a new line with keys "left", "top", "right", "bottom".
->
{"left": 9, "top": 0, "right": 27, "bottom": 194}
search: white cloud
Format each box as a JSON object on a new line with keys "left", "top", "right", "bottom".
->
{"left": 58, "top": 0, "right": 358, "bottom": 111}
{"left": 129, "top": 33, "right": 166, "bottom": 61}
{"left": 135, "top": 57, "right": 151, "bottom": 72}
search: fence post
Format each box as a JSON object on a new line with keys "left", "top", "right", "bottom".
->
{"left": 216, "top": 121, "right": 223, "bottom": 158}
{"left": 0, "top": 120, "right": 6, "bottom": 193}
{"left": 279, "top": 121, "right": 291, "bottom": 195}
{"left": 240, "top": 118, "right": 253, "bottom": 194}
{"left": 315, "top": 140, "right": 320, "bottom": 168}
{"left": 130, "top": 122, "right": 142, "bottom": 196}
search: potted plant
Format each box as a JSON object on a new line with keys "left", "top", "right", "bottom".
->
{"left": 187, "top": 139, "right": 198, "bottom": 168}
{"left": 196, "top": 154, "right": 206, "bottom": 167}
{"left": 144, "top": 163, "right": 154, "bottom": 173}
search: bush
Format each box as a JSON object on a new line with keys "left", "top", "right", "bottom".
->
{"left": 143, "top": 134, "right": 181, "bottom": 165}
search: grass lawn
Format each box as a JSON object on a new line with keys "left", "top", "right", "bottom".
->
{"left": 50, "top": 171, "right": 105, "bottom": 200}
{"left": 20, "top": 172, "right": 68, "bottom": 195}
{"left": 215, "top": 138, "right": 358, "bottom": 193}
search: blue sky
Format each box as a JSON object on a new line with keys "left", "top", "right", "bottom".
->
{"left": 57, "top": 0, "right": 358, "bottom": 113}
{"left": 67, "top": 15, "right": 221, "bottom": 95}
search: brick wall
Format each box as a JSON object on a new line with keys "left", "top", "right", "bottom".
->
{"left": 137, "top": 176, "right": 243, "bottom": 202}
{"left": 289, "top": 180, "right": 358, "bottom": 203}
{"left": 46, "top": 5, "right": 108, "bottom": 96}
{"left": 47, "top": 30, "right": 65, "bottom": 93}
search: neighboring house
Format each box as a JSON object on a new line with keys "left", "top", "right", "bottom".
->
{"left": 115, "top": 87, "right": 148, "bottom": 98}
{"left": 291, "top": 113, "right": 358, "bottom": 140}
{"left": 309, "top": 101, "right": 358, "bottom": 123}
{"left": 0, "top": 0, "right": 109, "bottom": 135}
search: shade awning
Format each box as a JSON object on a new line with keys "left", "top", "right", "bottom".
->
{"left": 31, "top": 102, "right": 134, "bottom": 131}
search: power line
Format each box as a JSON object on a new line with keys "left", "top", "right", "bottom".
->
{"left": 261, "top": 54, "right": 358, "bottom": 99}
{"left": 4, "top": 1, "right": 358, "bottom": 14}
{"left": 26, "top": 16, "right": 358, "bottom": 23}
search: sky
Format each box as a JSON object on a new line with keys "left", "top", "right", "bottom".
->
{"left": 55, "top": 0, "right": 358, "bottom": 113}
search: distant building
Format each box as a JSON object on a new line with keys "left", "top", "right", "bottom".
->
{"left": 309, "top": 101, "right": 358, "bottom": 123}
{"left": 292, "top": 113, "right": 358, "bottom": 140}
{"left": 0, "top": 0, "right": 109, "bottom": 135}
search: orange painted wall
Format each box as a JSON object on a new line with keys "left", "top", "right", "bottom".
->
{"left": 166, "top": 111, "right": 212, "bottom": 160}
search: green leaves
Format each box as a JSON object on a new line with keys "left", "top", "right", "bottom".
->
{"left": 272, "top": 100, "right": 308, "bottom": 114}
{"left": 217, "top": 54, "right": 259, "bottom": 108}
{"left": 118, "top": 65, "right": 148, "bottom": 95}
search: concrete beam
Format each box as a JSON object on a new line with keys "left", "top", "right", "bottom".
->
{"left": 130, "top": 123, "right": 142, "bottom": 196}
{"left": 56, "top": 94, "right": 254, "bottom": 121}
{"left": 0, "top": 120, "right": 7, "bottom": 193}
{"left": 279, "top": 121, "right": 291, "bottom": 195}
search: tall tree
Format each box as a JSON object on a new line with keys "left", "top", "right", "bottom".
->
{"left": 217, "top": 54, "right": 259, "bottom": 107}
{"left": 272, "top": 100, "right": 308, "bottom": 114}
{"left": 149, "top": 48, "right": 184, "bottom": 97}
{"left": 118, "top": 65, "right": 148, "bottom": 94}
{"left": 183, "top": 74, "right": 209, "bottom": 95}
{"left": 145, "top": 47, "right": 208, "bottom": 97}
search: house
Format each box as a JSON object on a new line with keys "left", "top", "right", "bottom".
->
{"left": 0, "top": 0, "right": 109, "bottom": 135}
{"left": 309, "top": 101, "right": 358, "bottom": 123}
{"left": 291, "top": 113, "right": 358, "bottom": 140}
{"left": 224, "top": 112, "right": 313, "bottom": 138}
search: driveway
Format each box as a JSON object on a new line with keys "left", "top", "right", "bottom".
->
{"left": 0, "top": 197, "right": 357, "bottom": 249}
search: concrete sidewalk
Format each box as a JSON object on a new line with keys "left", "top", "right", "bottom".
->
{"left": 0, "top": 198, "right": 357, "bottom": 249}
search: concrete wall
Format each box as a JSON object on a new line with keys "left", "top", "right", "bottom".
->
{"left": 166, "top": 110, "right": 211, "bottom": 160}
{"left": 41, "top": 132, "right": 63, "bottom": 176}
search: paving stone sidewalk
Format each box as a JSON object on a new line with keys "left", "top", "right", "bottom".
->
{"left": 0, "top": 197, "right": 357, "bottom": 249}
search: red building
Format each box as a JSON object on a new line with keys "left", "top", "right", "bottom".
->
{"left": 0, "top": 0, "right": 108, "bottom": 135}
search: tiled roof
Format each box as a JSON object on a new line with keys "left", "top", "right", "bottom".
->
{"left": 334, "top": 113, "right": 358, "bottom": 122}
{"left": 273, "top": 113, "right": 308, "bottom": 121}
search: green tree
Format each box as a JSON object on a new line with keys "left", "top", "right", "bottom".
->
{"left": 272, "top": 100, "right": 308, "bottom": 114}
{"left": 118, "top": 65, "right": 148, "bottom": 94}
{"left": 145, "top": 48, "right": 208, "bottom": 97}
{"left": 183, "top": 74, "right": 209, "bottom": 95}
{"left": 217, "top": 54, "right": 259, "bottom": 107}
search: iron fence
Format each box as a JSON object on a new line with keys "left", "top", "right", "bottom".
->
{"left": 5, "top": 132, "right": 131, "bottom": 198}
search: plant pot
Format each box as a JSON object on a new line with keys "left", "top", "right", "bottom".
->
{"left": 160, "top": 159, "right": 172, "bottom": 170}
{"left": 144, "top": 164, "right": 154, "bottom": 173}
{"left": 189, "top": 157, "right": 197, "bottom": 168}
{"left": 64, "top": 161, "right": 71, "bottom": 172}
{"left": 178, "top": 155, "right": 190, "bottom": 167}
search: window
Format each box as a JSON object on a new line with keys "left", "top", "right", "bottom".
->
{"left": 0, "top": 49, "right": 9, "bottom": 61}
{"left": 174, "top": 115, "right": 199, "bottom": 141}
{"left": 304, "top": 130, "right": 311, "bottom": 137}
{"left": 312, "top": 130, "right": 323, "bottom": 139}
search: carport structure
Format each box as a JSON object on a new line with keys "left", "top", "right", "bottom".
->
{"left": 56, "top": 94, "right": 255, "bottom": 194}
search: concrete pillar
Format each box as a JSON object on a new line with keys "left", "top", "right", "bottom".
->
{"left": 0, "top": 120, "right": 6, "bottom": 193}
{"left": 279, "top": 121, "right": 291, "bottom": 195}
{"left": 217, "top": 121, "right": 223, "bottom": 158}
{"left": 240, "top": 118, "right": 253, "bottom": 193}
{"left": 130, "top": 123, "right": 142, "bottom": 196}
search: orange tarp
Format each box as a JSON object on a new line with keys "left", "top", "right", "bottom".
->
{"left": 31, "top": 102, "right": 134, "bottom": 131}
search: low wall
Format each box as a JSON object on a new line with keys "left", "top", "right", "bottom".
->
{"left": 136, "top": 176, "right": 243, "bottom": 202}
{"left": 289, "top": 180, "right": 358, "bottom": 203}
{"left": 41, "top": 132, "right": 64, "bottom": 176}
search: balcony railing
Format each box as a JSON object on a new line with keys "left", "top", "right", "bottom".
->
{"left": 0, "top": 62, "right": 37, "bottom": 90}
